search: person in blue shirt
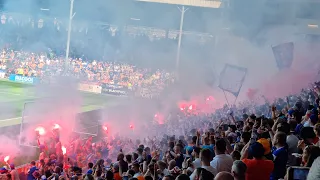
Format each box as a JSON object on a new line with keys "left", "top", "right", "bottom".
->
{"left": 86, "top": 162, "right": 94, "bottom": 174}
{"left": 27, "top": 161, "right": 38, "bottom": 180}
{"left": 185, "top": 136, "right": 197, "bottom": 155}
{"left": 202, "top": 136, "right": 214, "bottom": 156}
{"left": 271, "top": 132, "right": 288, "bottom": 180}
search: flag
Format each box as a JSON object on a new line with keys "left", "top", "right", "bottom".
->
{"left": 272, "top": 42, "right": 294, "bottom": 70}
{"left": 219, "top": 64, "right": 247, "bottom": 97}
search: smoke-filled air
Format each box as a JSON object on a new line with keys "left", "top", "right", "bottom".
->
{"left": 0, "top": 0, "right": 320, "bottom": 180}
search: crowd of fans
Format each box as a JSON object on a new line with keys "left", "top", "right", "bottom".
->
{"left": 2, "top": 51, "right": 320, "bottom": 180}
{"left": 0, "top": 49, "right": 174, "bottom": 93}
{"left": 0, "top": 79, "right": 320, "bottom": 180}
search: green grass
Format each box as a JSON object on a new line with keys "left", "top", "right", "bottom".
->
{"left": 0, "top": 80, "right": 122, "bottom": 127}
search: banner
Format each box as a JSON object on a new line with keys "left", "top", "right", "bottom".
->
{"left": 101, "top": 83, "right": 128, "bottom": 96}
{"left": 78, "top": 83, "right": 102, "bottom": 94}
{"left": 9, "top": 74, "right": 39, "bottom": 84}
{"left": 272, "top": 42, "right": 294, "bottom": 70}
{"left": 138, "top": 87, "right": 160, "bottom": 99}
{"left": 0, "top": 70, "right": 5, "bottom": 79}
{"left": 219, "top": 64, "right": 247, "bottom": 97}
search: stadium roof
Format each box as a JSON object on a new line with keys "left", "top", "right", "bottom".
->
{"left": 136, "top": 0, "right": 222, "bottom": 8}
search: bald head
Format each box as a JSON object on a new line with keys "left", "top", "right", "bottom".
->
{"left": 214, "top": 172, "right": 234, "bottom": 180}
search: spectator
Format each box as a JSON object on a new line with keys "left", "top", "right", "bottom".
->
{"left": 83, "top": 174, "right": 94, "bottom": 180}
{"left": 9, "top": 164, "right": 20, "bottom": 180}
{"left": 256, "top": 138, "right": 273, "bottom": 161}
{"left": 117, "top": 153, "right": 129, "bottom": 173}
{"left": 137, "top": 148, "right": 144, "bottom": 163}
{"left": 302, "top": 145, "right": 320, "bottom": 167}
{"left": 132, "top": 162, "right": 144, "bottom": 180}
{"left": 176, "top": 174, "right": 190, "bottom": 180}
{"left": 231, "top": 150, "right": 241, "bottom": 161}
{"left": 163, "top": 174, "right": 175, "bottom": 180}
{"left": 313, "top": 123, "right": 320, "bottom": 147}
{"left": 287, "top": 120, "right": 299, "bottom": 165}
{"left": 172, "top": 145, "right": 184, "bottom": 168}
{"left": 112, "top": 163, "right": 121, "bottom": 180}
{"left": 201, "top": 136, "right": 214, "bottom": 156}
{"left": 86, "top": 162, "right": 93, "bottom": 175}
{"left": 214, "top": 171, "right": 233, "bottom": 180}
{"left": 241, "top": 132, "right": 251, "bottom": 145}
{"left": 157, "top": 160, "right": 170, "bottom": 179}
{"left": 71, "top": 166, "right": 83, "bottom": 180}
{"left": 125, "top": 154, "right": 133, "bottom": 168}
{"left": 231, "top": 160, "right": 246, "bottom": 180}
{"left": 190, "top": 149, "right": 217, "bottom": 180}
{"left": 185, "top": 136, "right": 197, "bottom": 155}
{"left": 194, "top": 168, "right": 214, "bottom": 180}
{"left": 94, "top": 169, "right": 103, "bottom": 180}
{"left": 210, "top": 139, "right": 233, "bottom": 173}
{"left": 271, "top": 132, "right": 288, "bottom": 180}
{"left": 191, "top": 147, "right": 201, "bottom": 169}
{"left": 27, "top": 161, "right": 38, "bottom": 180}
{"left": 299, "top": 127, "right": 319, "bottom": 149}
{"left": 105, "top": 171, "right": 114, "bottom": 180}
{"left": 241, "top": 142, "right": 274, "bottom": 180}
{"left": 307, "top": 156, "right": 320, "bottom": 180}
{"left": 168, "top": 160, "right": 176, "bottom": 171}
{"left": 144, "top": 147, "right": 152, "bottom": 163}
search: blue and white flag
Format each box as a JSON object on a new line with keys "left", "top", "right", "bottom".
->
{"left": 272, "top": 42, "right": 294, "bottom": 70}
{"left": 219, "top": 64, "right": 247, "bottom": 97}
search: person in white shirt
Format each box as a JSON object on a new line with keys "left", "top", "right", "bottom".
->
{"left": 190, "top": 149, "right": 217, "bottom": 180}
{"left": 210, "top": 139, "right": 233, "bottom": 173}
{"left": 192, "top": 147, "right": 201, "bottom": 169}
{"left": 157, "top": 160, "right": 170, "bottom": 179}
{"left": 287, "top": 120, "right": 299, "bottom": 165}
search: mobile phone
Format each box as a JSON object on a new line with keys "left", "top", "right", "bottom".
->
{"left": 123, "top": 176, "right": 129, "bottom": 180}
{"left": 287, "top": 166, "right": 309, "bottom": 180}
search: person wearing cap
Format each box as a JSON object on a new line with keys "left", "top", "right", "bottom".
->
{"left": 256, "top": 137, "right": 273, "bottom": 160}
{"left": 9, "top": 164, "right": 20, "bottom": 180}
{"left": 241, "top": 142, "right": 274, "bottom": 180}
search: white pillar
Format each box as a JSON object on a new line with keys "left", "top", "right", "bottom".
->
{"left": 176, "top": 6, "right": 188, "bottom": 76}
{"left": 65, "top": 0, "right": 75, "bottom": 69}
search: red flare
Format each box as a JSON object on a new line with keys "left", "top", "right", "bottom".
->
{"left": 35, "top": 127, "right": 46, "bottom": 136}
{"left": 4, "top": 156, "right": 9, "bottom": 162}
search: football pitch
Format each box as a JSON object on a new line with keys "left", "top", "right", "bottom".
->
{"left": 0, "top": 80, "right": 122, "bottom": 128}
